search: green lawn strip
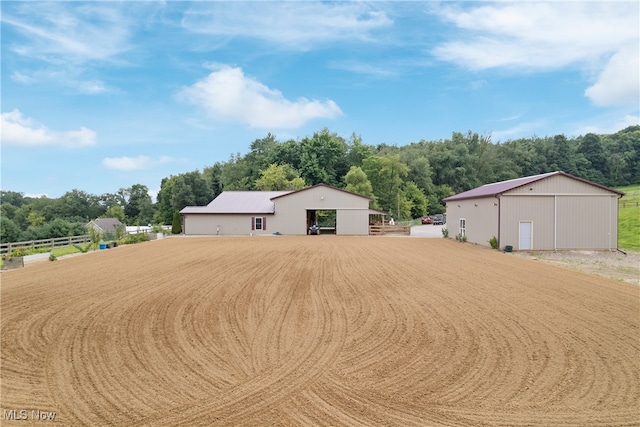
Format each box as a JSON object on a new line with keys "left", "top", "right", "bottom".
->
{"left": 618, "top": 184, "right": 639, "bottom": 252}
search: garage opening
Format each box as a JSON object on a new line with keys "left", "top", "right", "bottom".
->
{"left": 307, "top": 209, "right": 336, "bottom": 235}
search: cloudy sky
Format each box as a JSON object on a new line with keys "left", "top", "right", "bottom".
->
{"left": 1, "top": 1, "right": 638, "bottom": 199}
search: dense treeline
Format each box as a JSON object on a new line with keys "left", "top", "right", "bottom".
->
{"left": 2, "top": 126, "right": 638, "bottom": 243}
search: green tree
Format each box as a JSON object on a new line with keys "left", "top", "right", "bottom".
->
{"left": 122, "top": 184, "right": 154, "bottom": 225}
{"left": 219, "top": 153, "right": 252, "bottom": 190}
{"left": 102, "top": 205, "right": 126, "bottom": 223}
{"left": 55, "top": 189, "right": 104, "bottom": 220}
{"left": 299, "top": 128, "right": 348, "bottom": 186}
{"left": 0, "top": 191, "right": 25, "bottom": 207}
{"left": 244, "top": 134, "right": 279, "bottom": 185}
{"left": 154, "top": 176, "right": 177, "bottom": 225}
{"left": 0, "top": 217, "right": 21, "bottom": 243}
{"left": 255, "top": 164, "right": 305, "bottom": 191}
{"left": 362, "top": 155, "right": 409, "bottom": 214}
{"left": 172, "top": 211, "right": 182, "bottom": 235}
{"left": 344, "top": 166, "right": 376, "bottom": 206}
{"left": 0, "top": 203, "right": 17, "bottom": 221}
{"left": 27, "top": 211, "right": 46, "bottom": 227}
{"left": 404, "top": 181, "right": 428, "bottom": 219}
{"left": 346, "top": 133, "right": 373, "bottom": 167}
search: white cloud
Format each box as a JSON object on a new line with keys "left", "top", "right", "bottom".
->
{"left": 432, "top": 2, "right": 639, "bottom": 107}
{"left": 2, "top": 3, "right": 133, "bottom": 64}
{"left": 329, "top": 60, "right": 399, "bottom": 78}
{"left": 0, "top": 109, "right": 96, "bottom": 148}
{"left": 178, "top": 66, "right": 342, "bottom": 129}
{"left": 182, "top": 2, "right": 391, "bottom": 49}
{"left": 574, "top": 114, "right": 640, "bottom": 136}
{"left": 78, "top": 80, "right": 109, "bottom": 95}
{"left": 102, "top": 155, "right": 175, "bottom": 171}
{"left": 585, "top": 45, "right": 639, "bottom": 106}
{"left": 491, "top": 120, "right": 546, "bottom": 142}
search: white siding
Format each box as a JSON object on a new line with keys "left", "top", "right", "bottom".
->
{"left": 500, "top": 196, "right": 555, "bottom": 250}
{"left": 445, "top": 197, "right": 499, "bottom": 246}
{"left": 272, "top": 186, "right": 370, "bottom": 235}
{"left": 555, "top": 196, "right": 618, "bottom": 250}
{"left": 336, "top": 209, "right": 369, "bottom": 235}
{"left": 447, "top": 174, "right": 621, "bottom": 251}
{"left": 183, "top": 214, "right": 273, "bottom": 235}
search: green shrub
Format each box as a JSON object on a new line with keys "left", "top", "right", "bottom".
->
{"left": 172, "top": 211, "right": 182, "bottom": 235}
{"left": 8, "top": 247, "right": 50, "bottom": 257}
{"left": 74, "top": 243, "right": 93, "bottom": 253}
{"left": 489, "top": 236, "right": 498, "bottom": 249}
{"left": 122, "top": 233, "right": 150, "bottom": 245}
{"left": 49, "top": 253, "right": 57, "bottom": 261}
{"left": 441, "top": 227, "right": 449, "bottom": 238}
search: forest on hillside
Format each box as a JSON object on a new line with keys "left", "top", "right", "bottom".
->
{"left": 1, "top": 126, "right": 639, "bottom": 243}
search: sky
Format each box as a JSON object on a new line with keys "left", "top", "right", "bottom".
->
{"left": 1, "top": 1, "right": 639, "bottom": 200}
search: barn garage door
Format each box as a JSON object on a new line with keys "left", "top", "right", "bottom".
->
{"left": 519, "top": 221, "right": 532, "bottom": 250}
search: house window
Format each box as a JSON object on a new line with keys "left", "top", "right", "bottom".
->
{"left": 459, "top": 218, "right": 466, "bottom": 237}
{"left": 252, "top": 216, "right": 266, "bottom": 231}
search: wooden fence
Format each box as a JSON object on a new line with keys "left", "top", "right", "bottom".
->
{"left": 369, "top": 224, "right": 411, "bottom": 236}
{"left": 620, "top": 201, "right": 639, "bottom": 208}
{"left": 1, "top": 235, "right": 90, "bottom": 255}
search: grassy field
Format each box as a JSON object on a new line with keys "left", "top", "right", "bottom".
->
{"left": 618, "top": 184, "right": 640, "bottom": 251}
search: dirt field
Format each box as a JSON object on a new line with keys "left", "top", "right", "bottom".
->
{"left": 1, "top": 237, "right": 639, "bottom": 426}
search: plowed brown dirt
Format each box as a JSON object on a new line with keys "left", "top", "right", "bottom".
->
{"left": 1, "top": 236, "right": 639, "bottom": 426}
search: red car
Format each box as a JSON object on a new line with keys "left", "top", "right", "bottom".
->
{"left": 421, "top": 216, "right": 432, "bottom": 224}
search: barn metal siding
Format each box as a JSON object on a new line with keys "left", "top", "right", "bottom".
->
{"left": 555, "top": 196, "right": 618, "bottom": 250}
{"left": 506, "top": 174, "right": 615, "bottom": 196}
{"left": 336, "top": 209, "right": 370, "bottom": 235}
{"left": 500, "top": 196, "right": 555, "bottom": 250}
{"left": 183, "top": 214, "right": 274, "bottom": 235}
{"left": 446, "top": 173, "right": 621, "bottom": 251}
{"left": 501, "top": 174, "right": 620, "bottom": 250}
{"left": 445, "top": 197, "right": 498, "bottom": 245}
{"left": 272, "top": 186, "right": 370, "bottom": 235}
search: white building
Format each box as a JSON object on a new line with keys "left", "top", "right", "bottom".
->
{"left": 443, "top": 171, "right": 624, "bottom": 251}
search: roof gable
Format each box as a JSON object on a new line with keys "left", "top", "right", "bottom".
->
{"left": 89, "top": 218, "right": 123, "bottom": 231}
{"left": 180, "top": 191, "right": 291, "bottom": 214}
{"left": 271, "top": 183, "right": 372, "bottom": 201}
{"left": 444, "top": 171, "right": 623, "bottom": 202}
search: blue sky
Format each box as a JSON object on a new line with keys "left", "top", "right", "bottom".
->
{"left": 2, "top": 1, "right": 638, "bottom": 199}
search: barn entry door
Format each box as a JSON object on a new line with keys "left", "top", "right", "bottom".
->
{"left": 519, "top": 221, "right": 532, "bottom": 250}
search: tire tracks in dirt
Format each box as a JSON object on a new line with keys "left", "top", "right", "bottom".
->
{"left": 1, "top": 237, "right": 638, "bottom": 426}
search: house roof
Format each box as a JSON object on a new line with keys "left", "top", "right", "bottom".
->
{"left": 180, "top": 191, "right": 292, "bottom": 214}
{"left": 181, "top": 184, "right": 373, "bottom": 215}
{"left": 443, "top": 171, "right": 624, "bottom": 202}
{"left": 89, "top": 218, "right": 123, "bottom": 232}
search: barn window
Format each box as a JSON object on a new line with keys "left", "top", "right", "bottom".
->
{"left": 252, "top": 217, "right": 267, "bottom": 231}
{"left": 459, "top": 218, "right": 466, "bottom": 237}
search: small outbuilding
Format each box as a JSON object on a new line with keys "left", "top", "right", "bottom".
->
{"left": 87, "top": 218, "right": 124, "bottom": 239}
{"left": 180, "top": 184, "right": 376, "bottom": 236}
{"left": 443, "top": 171, "right": 624, "bottom": 251}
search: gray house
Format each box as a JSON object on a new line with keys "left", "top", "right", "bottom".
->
{"left": 87, "top": 218, "right": 124, "bottom": 238}
{"left": 181, "top": 184, "right": 376, "bottom": 236}
{"left": 443, "top": 171, "right": 624, "bottom": 251}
